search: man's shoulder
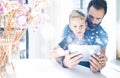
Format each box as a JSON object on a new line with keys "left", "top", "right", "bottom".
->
{"left": 85, "top": 25, "right": 108, "bottom": 37}
{"left": 97, "top": 25, "right": 105, "bottom": 30}
{"left": 97, "top": 25, "right": 108, "bottom": 34}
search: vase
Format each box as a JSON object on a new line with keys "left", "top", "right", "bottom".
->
{"left": 0, "top": 40, "right": 19, "bottom": 78}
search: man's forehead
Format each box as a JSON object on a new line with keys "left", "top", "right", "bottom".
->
{"left": 88, "top": 6, "right": 105, "bottom": 18}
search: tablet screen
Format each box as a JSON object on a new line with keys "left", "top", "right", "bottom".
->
{"left": 68, "top": 44, "right": 101, "bottom": 61}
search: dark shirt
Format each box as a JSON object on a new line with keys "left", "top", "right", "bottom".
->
{"left": 84, "top": 25, "right": 108, "bottom": 49}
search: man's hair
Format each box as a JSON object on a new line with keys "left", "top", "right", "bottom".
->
{"left": 87, "top": 0, "right": 107, "bottom": 15}
{"left": 69, "top": 10, "right": 86, "bottom": 22}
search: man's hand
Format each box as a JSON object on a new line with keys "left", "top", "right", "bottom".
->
{"left": 63, "top": 52, "right": 83, "bottom": 69}
{"left": 89, "top": 54, "right": 107, "bottom": 73}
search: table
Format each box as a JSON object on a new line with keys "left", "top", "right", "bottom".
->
{"left": 13, "top": 59, "right": 108, "bottom": 78}
{"left": 101, "top": 61, "right": 120, "bottom": 78}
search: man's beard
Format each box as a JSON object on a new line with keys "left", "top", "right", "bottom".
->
{"left": 86, "top": 18, "right": 101, "bottom": 29}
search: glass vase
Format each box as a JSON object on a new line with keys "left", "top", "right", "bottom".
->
{"left": 0, "top": 40, "right": 19, "bottom": 78}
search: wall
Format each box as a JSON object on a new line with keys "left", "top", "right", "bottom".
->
{"left": 117, "top": 0, "right": 120, "bottom": 21}
{"left": 101, "top": 0, "right": 116, "bottom": 60}
{"left": 116, "top": 0, "right": 120, "bottom": 58}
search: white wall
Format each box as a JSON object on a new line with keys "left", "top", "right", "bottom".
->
{"left": 28, "top": 0, "right": 75, "bottom": 59}
{"left": 117, "top": 0, "right": 120, "bottom": 21}
{"left": 101, "top": 0, "right": 117, "bottom": 60}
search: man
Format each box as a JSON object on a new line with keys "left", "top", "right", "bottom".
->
{"left": 56, "top": 0, "right": 108, "bottom": 73}
{"left": 84, "top": 0, "right": 108, "bottom": 72}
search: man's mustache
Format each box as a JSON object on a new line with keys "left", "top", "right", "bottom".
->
{"left": 91, "top": 23, "right": 97, "bottom": 26}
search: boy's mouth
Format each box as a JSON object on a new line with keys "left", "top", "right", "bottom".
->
{"left": 77, "top": 31, "right": 82, "bottom": 34}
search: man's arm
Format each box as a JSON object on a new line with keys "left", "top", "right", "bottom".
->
{"left": 55, "top": 52, "right": 83, "bottom": 69}
{"left": 56, "top": 56, "right": 64, "bottom": 64}
{"left": 49, "top": 46, "right": 67, "bottom": 58}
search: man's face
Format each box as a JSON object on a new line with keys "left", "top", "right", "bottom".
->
{"left": 87, "top": 6, "right": 105, "bottom": 28}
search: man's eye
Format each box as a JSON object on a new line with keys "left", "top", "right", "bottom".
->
{"left": 89, "top": 15, "right": 94, "bottom": 19}
{"left": 97, "top": 18, "right": 101, "bottom": 20}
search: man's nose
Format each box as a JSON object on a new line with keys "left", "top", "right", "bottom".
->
{"left": 92, "top": 18, "right": 98, "bottom": 24}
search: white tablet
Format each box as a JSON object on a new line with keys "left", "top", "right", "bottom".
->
{"left": 68, "top": 44, "right": 101, "bottom": 61}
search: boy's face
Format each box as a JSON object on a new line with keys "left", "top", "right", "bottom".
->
{"left": 70, "top": 18, "right": 86, "bottom": 39}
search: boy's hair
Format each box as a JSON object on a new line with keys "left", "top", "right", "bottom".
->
{"left": 87, "top": 0, "right": 107, "bottom": 15}
{"left": 69, "top": 10, "right": 86, "bottom": 22}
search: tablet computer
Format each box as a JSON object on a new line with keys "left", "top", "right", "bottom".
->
{"left": 68, "top": 44, "right": 101, "bottom": 61}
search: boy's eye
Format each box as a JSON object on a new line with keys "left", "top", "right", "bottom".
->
{"left": 74, "top": 25, "right": 77, "bottom": 27}
{"left": 80, "top": 25, "right": 83, "bottom": 27}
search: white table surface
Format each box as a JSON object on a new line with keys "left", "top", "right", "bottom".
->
{"left": 12, "top": 59, "right": 119, "bottom": 78}
{"left": 101, "top": 61, "right": 120, "bottom": 78}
